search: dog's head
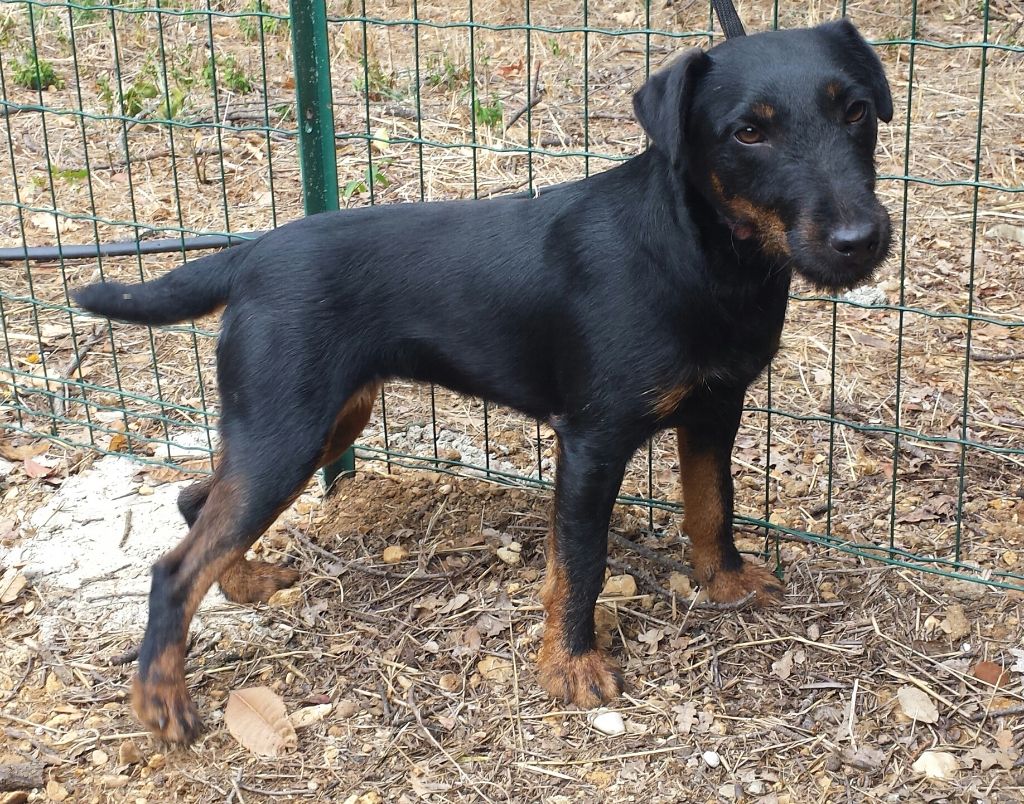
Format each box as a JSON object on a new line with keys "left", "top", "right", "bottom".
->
{"left": 633, "top": 19, "right": 893, "bottom": 291}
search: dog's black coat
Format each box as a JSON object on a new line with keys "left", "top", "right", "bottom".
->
{"left": 76, "top": 19, "right": 893, "bottom": 744}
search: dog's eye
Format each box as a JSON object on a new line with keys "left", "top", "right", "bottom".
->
{"left": 845, "top": 101, "right": 868, "bottom": 124}
{"left": 734, "top": 126, "right": 765, "bottom": 145}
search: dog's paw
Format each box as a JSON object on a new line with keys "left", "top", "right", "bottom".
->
{"left": 705, "top": 559, "right": 785, "bottom": 606}
{"left": 133, "top": 673, "right": 204, "bottom": 745}
{"left": 219, "top": 560, "right": 301, "bottom": 605}
{"left": 537, "top": 642, "right": 624, "bottom": 709}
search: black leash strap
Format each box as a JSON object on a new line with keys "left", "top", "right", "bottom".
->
{"left": 712, "top": 0, "right": 747, "bottom": 38}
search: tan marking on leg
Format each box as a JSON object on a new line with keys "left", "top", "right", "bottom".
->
{"left": 652, "top": 382, "right": 693, "bottom": 419}
{"left": 321, "top": 382, "right": 380, "bottom": 467}
{"left": 677, "top": 429, "right": 784, "bottom": 606}
{"left": 219, "top": 560, "right": 301, "bottom": 604}
{"left": 135, "top": 477, "right": 249, "bottom": 743}
{"left": 214, "top": 382, "right": 380, "bottom": 604}
{"left": 536, "top": 527, "right": 623, "bottom": 708}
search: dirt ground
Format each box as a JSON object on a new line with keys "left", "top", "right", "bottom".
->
{"left": 2, "top": 0, "right": 1024, "bottom": 801}
{"left": 2, "top": 468, "right": 1024, "bottom": 802}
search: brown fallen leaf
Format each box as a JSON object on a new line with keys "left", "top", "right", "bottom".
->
{"left": 224, "top": 687, "right": 297, "bottom": 757}
{"left": 22, "top": 459, "right": 52, "bottom": 479}
{"left": 0, "top": 440, "right": 50, "bottom": 461}
{"left": 971, "top": 660, "right": 1010, "bottom": 688}
{"left": 476, "top": 656, "right": 513, "bottom": 684}
{"left": 108, "top": 433, "right": 129, "bottom": 453}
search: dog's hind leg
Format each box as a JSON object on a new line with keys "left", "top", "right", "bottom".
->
{"left": 537, "top": 429, "right": 635, "bottom": 708}
{"left": 677, "top": 391, "right": 785, "bottom": 605}
{"left": 216, "top": 382, "right": 382, "bottom": 605}
{"left": 134, "top": 390, "right": 359, "bottom": 743}
{"left": 177, "top": 476, "right": 212, "bottom": 527}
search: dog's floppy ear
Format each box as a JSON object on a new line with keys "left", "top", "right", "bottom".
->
{"left": 822, "top": 18, "right": 893, "bottom": 123}
{"left": 633, "top": 49, "right": 709, "bottom": 166}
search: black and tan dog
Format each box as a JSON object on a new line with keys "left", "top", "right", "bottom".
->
{"left": 76, "top": 19, "right": 892, "bottom": 744}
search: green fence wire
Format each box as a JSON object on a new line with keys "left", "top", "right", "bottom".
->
{"left": 1, "top": 0, "right": 1022, "bottom": 591}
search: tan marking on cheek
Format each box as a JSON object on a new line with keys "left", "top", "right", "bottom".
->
{"left": 710, "top": 172, "right": 726, "bottom": 202}
{"left": 725, "top": 196, "right": 790, "bottom": 256}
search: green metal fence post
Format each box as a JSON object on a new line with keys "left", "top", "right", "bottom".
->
{"left": 289, "top": 0, "right": 353, "bottom": 488}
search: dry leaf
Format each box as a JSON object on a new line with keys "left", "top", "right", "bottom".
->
{"left": 476, "top": 656, "right": 513, "bottom": 683}
{"left": 772, "top": 650, "right": 794, "bottom": 680}
{"left": 108, "top": 433, "right": 129, "bottom": 453}
{"left": 897, "top": 685, "right": 939, "bottom": 723}
{"left": 0, "top": 440, "right": 49, "bottom": 461}
{"left": 22, "top": 458, "right": 52, "bottom": 479}
{"left": 971, "top": 660, "right": 1009, "bottom": 688}
{"left": 224, "top": 687, "right": 297, "bottom": 757}
{"left": 290, "top": 703, "right": 332, "bottom": 729}
{"left": 673, "top": 702, "right": 696, "bottom": 734}
{"left": 940, "top": 604, "right": 970, "bottom": 640}
{"left": 964, "top": 747, "right": 1014, "bottom": 771}
{"left": 995, "top": 729, "right": 1014, "bottom": 752}
{"left": 911, "top": 750, "right": 958, "bottom": 779}
{"left": 840, "top": 746, "right": 886, "bottom": 771}
{"left": 0, "top": 567, "right": 27, "bottom": 604}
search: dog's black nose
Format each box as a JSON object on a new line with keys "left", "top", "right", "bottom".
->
{"left": 829, "top": 223, "right": 879, "bottom": 261}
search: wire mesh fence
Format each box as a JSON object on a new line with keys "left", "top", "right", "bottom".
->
{"left": 1, "top": 0, "right": 1022, "bottom": 589}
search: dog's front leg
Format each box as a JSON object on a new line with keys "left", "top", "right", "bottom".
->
{"left": 677, "top": 390, "right": 784, "bottom": 605}
{"left": 537, "top": 430, "right": 633, "bottom": 708}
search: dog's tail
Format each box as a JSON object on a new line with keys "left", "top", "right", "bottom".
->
{"left": 74, "top": 240, "right": 256, "bottom": 326}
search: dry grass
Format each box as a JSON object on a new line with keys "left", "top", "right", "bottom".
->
{"left": 1, "top": 0, "right": 1023, "bottom": 800}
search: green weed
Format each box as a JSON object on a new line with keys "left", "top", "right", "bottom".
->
{"left": 474, "top": 96, "right": 503, "bottom": 129}
{"left": 353, "top": 58, "right": 399, "bottom": 101}
{"left": 343, "top": 158, "right": 394, "bottom": 200}
{"left": 425, "top": 54, "right": 468, "bottom": 90}
{"left": 13, "top": 51, "right": 62, "bottom": 90}
{"left": 204, "top": 53, "right": 253, "bottom": 94}
{"left": 238, "top": 0, "right": 287, "bottom": 41}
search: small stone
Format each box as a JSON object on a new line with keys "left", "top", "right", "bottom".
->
{"left": 668, "top": 572, "right": 692, "bottom": 598}
{"left": 91, "top": 749, "right": 109, "bottom": 766}
{"left": 146, "top": 753, "right": 165, "bottom": 770}
{"left": 118, "top": 740, "right": 142, "bottom": 766}
{"left": 267, "top": 586, "right": 302, "bottom": 607}
{"left": 438, "top": 483, "right": 452, "bottom": 495}
{"left": 602, "top": 574, "right": 637, "bottom": 598}
{"left": 382, "top": 545, "right": 408, "bottom": 564}
{"left": 136, "top": 485, "right": 154, "bottom": 496}
{"left": 702, "top": 750, "right": 721, "bottom": 768}
{"left": 495, "top": 546, "right": 521, "bottom": 565}
{"left": 1002, "top": 550, "right": 1018, "bottom": 567}
{"left": 589, "top": 708, "right": 625, "bottom": 736}
{"left": 335, "top": 699, "right": 359, "bottom": 718}
{"left": 45, "top": 780, "right": 69, "bottom": 802}
{"left": 100, "top": 775, "right": 131, "bottom": 789}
